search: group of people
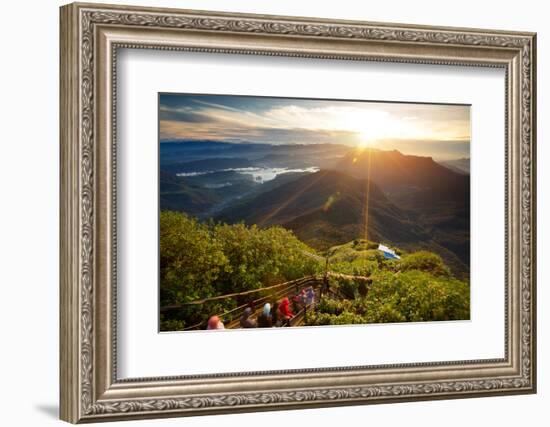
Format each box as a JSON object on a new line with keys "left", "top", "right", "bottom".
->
{"left": 206, "top": 286, "right": 317, "bottom": 330}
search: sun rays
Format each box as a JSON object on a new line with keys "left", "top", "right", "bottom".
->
{"left": 257, "top": 170, "right": 331, "bottom": 227}
{"left": 362, "top": 148, "right": 374, "bottom": 242}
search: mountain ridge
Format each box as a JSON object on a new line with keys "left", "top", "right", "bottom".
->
{"left": 160, "top": 144, "right": 470, "bottom": 276}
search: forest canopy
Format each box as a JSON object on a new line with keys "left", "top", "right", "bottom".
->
{"left": 160, "top": 211, "right": 321, "bottom": 330}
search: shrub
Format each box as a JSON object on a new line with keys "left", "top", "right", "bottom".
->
{"left": 330, "top": 259, "right": 378, "bottom": 276}
{"left": 364, "top": 270, "right": 470, "bottom": 322}
{"left": 397, "top": 251, "right": 451, "bottom": 277}
{"left": 342, "top": 278, "right": 360, "bottom": 299}
{"left": 214, "top": 223, "right": 321, "bottom": 293}
{"left": 306, "top": 310, "right": 366, "bottom": 326}
{"left": 308, "top": 269, "right": 469, "bottom": 326}
{"left": 317, "top": 296, "right": 353, "bottom": 315}
{"left": 159, "top": 318, "right": 186, "bottom": 331}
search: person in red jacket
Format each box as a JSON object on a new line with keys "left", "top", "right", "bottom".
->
{"left": 278, "top": 297, "right": 294, "bottom": 326}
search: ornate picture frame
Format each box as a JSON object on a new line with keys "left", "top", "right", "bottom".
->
{"left": 60, "top": 2, "right": 536, "bottom": 423}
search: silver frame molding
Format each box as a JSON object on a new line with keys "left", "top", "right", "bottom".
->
{"left": 60, "top": 2, "right": 537, "bottom": 423}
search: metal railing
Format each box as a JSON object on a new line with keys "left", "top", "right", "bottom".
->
{"left": 161, "top": 270, "right": 373, "bottom": 331}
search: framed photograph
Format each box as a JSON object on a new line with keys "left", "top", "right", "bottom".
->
{"left": 60, "top": 2, "right": 537, "bottom": 423}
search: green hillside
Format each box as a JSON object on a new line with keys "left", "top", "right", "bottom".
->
{"left": 306, "top": 239, "right": 470, "bottom": 326}
{"left": 160, "top": 171, "right": 221, "bottom": 215}
{"left": 159, "top": 212, "right": 469, "bottom": 331}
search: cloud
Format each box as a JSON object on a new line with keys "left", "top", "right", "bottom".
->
{"left": 158, "top": 94, "right": 470, "bottom": 159}
{"left": 159, "top": 107, "right": 212, "bottom": 123}
{"left": 160, "top": 119, "right": 358, "bottom": 145}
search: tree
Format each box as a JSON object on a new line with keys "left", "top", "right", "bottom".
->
{"left": 160, "top": 211, "right": 322, "bottom": 330}
{"left": 160, "top": 211, "right": 230, "bottom": 328}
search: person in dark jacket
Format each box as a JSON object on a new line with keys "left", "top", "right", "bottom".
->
{"left": 239, "top": 307, "right": 257, "bottom": 328}
{"left": 271, "top": 301, "right": 280, "bottom": 327}
{"left": 257, "top": 303, "right": 273, "bottom": 328}
{"left": 305, "top": 286, "right": 316, "bottom": 306}
{"left": 293, "top": 289, "right": 307, "bottom": 309}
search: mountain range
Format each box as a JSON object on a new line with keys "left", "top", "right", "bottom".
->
{"left": 217, "top": 170, "right": 426, "bottom": 246}
{"left": 331, "top": 149, "right": 470, "bottom": 273}
{"left": 160, "top": 141, "right": 470, "bottom": 276}
{"left": 440, "top": 158, "right": 470, "bottom": 175}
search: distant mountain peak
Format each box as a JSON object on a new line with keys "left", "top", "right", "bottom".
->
{"left": 439, "top": 158, "right": 470, "bottom": 175}
{"left": 334, "top": 147, "right": 466, "bottom": 193}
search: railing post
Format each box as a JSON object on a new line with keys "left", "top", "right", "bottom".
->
{"left": 321, "top": 273, "right": 329, "bottom": 297}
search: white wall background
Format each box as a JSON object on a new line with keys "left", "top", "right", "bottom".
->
{"left": 0, "top": 0, "right": 545, "bottom": 426}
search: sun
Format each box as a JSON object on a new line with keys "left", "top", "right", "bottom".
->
{"left": 356, "top": 129, "right": 376, "bottom": 149}
{"left": 357, "top": 139, "right": 371, "bottom": 149}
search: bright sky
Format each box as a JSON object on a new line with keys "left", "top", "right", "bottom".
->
{"left": 159, "top": 93, "right": 470, "bottom": 160}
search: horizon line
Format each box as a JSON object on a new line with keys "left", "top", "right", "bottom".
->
{"left": 159, "top": 140, "right": 470, "bottom": 162}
